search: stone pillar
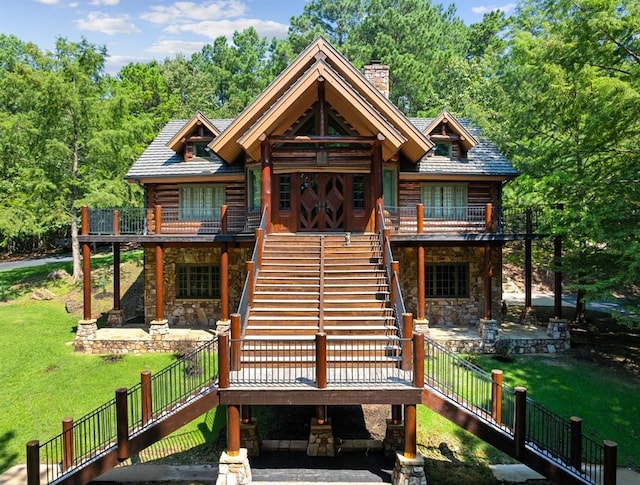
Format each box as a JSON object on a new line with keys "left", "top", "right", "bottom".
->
{"left": 107, "top": 309, "right": 125, "bottom": 327}
{"left": 547, "top": 318, "right": 569, "bottom": 339}
{"left": 149, "top": 319, "right": 169, "bottom": 339}
{"left": 479, "top": 319, "right": 499, "bottom": 341}
{"left": 75, "top": 319, "right": 98, "bottom": 353}
{"left": 392, "top": 452, "right": 427, "bottom": 485}
{"left": 307, "top": 417, "right": 335, "bottom": 456}
{"left": 384, "top": 418, "right": 405, "bottom": 457}
{"left": 240, "top": 418, "right": 261, "bottom": 456}
{"left": 216, "top": 448, "right": 251, "bottom": 485}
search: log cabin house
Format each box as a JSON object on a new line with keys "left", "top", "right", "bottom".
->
{"left": 72, "top": 36, "right": 546, "bottom": 482}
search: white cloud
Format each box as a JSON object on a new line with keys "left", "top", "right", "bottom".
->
{"left": 166, "top": 18, "right": 288, "bottom": 40}
{"left": 68, "top": 2, "right": 79, "bottom": 7}
{"left": 35, "top": 0, "right": 60, "bottom": 4}
{"left": 75, "top": 12, "right": 141, "bottom": 35}
{"left": 145, "top": 39, "right": 207, "bottom": 56}
{"left": 472, "top": 3, "right": 516, "bottom": 15}
{"left": 141, "top": 1, "right": 247, "bottom": 24}
{"left": 90, "top": 0, "right": 120, "bottom": 5}
{"left": 105, "top": 54, "right": 152, "bottom": 74}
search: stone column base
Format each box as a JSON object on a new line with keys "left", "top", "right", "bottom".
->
{"left": 414, "top": 318, "right": 429, "bottom": 334}
{"left": 216, "top": 449, "right": 251, "bottom": 485}
{"left": 383, "top": 419, "right": 404, "bottom": 457}
{"left": 392, "top": 452, "right": 427, "bottom": 485}
{"left": 76, "top": 319, "right": 98, "bottom": 338}
{"left": 547, "top": 318, "right": 569, "bottom": 339}
{"left": 216, "top": 319, "right": 231, "bottom": 333}
{"left": 479, "top": 319, "right": 499, "bottom": 341}
{"left": 149, "top": 319, "right": 169, "bottom": 340}
{"left": 107, "top": 309, "right": 126, "bottom": 327}
{"left": 240, "top": 418, "right": 261, "bottom": 456}
{"left": 307, "top": 417, "right": 335, "bottom": 456}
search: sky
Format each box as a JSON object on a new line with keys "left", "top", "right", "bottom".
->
{"left": 0, "top": 0, "right": 517, "bottom": 74}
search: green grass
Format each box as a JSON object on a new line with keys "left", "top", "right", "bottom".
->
{"left": 474, "top": 354, "right": 640, "bottom": 467}
{"left": 0, "top": 256, "right": 220, "bottom": 474}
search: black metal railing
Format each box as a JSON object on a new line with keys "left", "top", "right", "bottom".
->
{"left": 29, "top": 338, "right": 218, "bottom": 485}
{"left": 378, "top": 204, "right": 406, "bottom": 335}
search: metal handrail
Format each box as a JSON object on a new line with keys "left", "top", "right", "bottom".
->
{"left": 377, "top": 204, "right": 406, "bottom": 334}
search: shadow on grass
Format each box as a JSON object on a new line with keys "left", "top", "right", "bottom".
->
{"left": 0, "top": 430, "right": 18, "bottom": 474}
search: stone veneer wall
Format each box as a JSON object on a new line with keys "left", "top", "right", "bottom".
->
{"left": 395, "top": 246, "right": 502, "bottom": 326}
{"left": 144, "top": 245, "right": 250, "bottom": 325}
{"left": 432, "top": 337, "right": 570, "bottom": 354}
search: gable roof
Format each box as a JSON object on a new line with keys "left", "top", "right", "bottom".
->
{"left": 166, "top": 111, "right": 220, "bottom": 153}
{"left": 125, "top": 119, "right": 241, "bottom": 182}
{"left": 422, "top": 110, "right": 479, "bottom": 152}
{"left": 209, "top": 36, "right": 433, "bottom": 163}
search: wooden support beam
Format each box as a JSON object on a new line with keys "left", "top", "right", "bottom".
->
{"left": 155, "top": 205, "right": 162, "bottom": 234}
{"left": 230, "top": 313, "right": 241, "bottom": 372}
{"left": 113, "top": 242, "right": 121, "bottom": 311}
{"left": 227, "top": 404, "right": 240, "bottom": 457}
{"left": 514, "top": 387, "right": 527, "bottom": 460}
{"left": 81, "top": 206, "right": 89, "bottom": 236}
{"left": 267, "top": 135, "right": 378, "bottom": 144}
{"left": 373, "top": 142, "right": 383, "bottom": 233}
{"left": 141, "top": 371, "right": 152, "bottom": 426}
{"left": 218, "top": 333, "right": 230, "bottom": 389}
{"left": 485, "top": 203, "right": 493, "bottom": 232}
{"left": 316, "top": 332, "right": 327, "bottom": 389}
{"left": 241, "top": 405, "right": 252, "bottom": 425}
{"left": 554, "top": 235, "right": 562, "bottom": 319}
{"left": 155, "top": 243, "right": 164, "bottom": 322}
{"left": 221, "top": 243, "right": 229, "bottom": 321}
{"left": 316, "top": 405, "right": 327, "bottom": 425}
{"left": 82, "top": 242, "right": 92, "bottom": 321}
{"left": 391, "top": 405, "right": 402, "bottom": 425}
{"left": 26, "top": 441, "right": 40, "bottom": 485}
{"left": 484, "top": 243, "right": 493, "bottom": 320}
{"left": 417, "top": 246, "right": 425, "bottom": 321}
{"left": 261, "top": 142, "right": 272, "bottom": 233}
{"left": 221, "top": 204, "right": 228, "bottom": 234}
{"left": 403, "top": 403, "right": 417, "bottom": 459}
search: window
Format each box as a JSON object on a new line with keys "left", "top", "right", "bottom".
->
{"left": 421, "top": 183, "right": 467, "bottom": 218}
{"left": 434, "top": 142, "right": 452, "bottom": 157}
{"left": 176, "top": 265, "right": 220, "bottom": 299}
{"left": 383, "top": 166, "right": 397, "bottom": 206}
{"left": 179, "top": 185, "right": 225, "bottom": 220}
{"left": 192, "top": 142, "right": 212, "bottom": 158}
{"left": 279, "top": 174, "right": 291, "bottom": 210}
{"left": 426, "top": 264, "right": 468, "bottom": 298}
{"left": 353, "top": 174, "right": 365, "bottom": 209}
{"left": 247, "top": 167, "right": 261, "bottom": 211}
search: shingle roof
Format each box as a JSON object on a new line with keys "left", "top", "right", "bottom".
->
{"left": 407, "top": 118, "right": 518, "bottom": 178}
{"left": 125, "top": 119, "right": 241, "bottom": 180}
{"left": 126, "top": 117, "right": 516, "bottom": 181}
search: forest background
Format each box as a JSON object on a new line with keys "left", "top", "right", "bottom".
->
{"left": 1, "top": 0, "right": 639, "bottom": 319}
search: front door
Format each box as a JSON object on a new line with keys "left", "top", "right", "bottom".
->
{"left": 299, "top": 173, "right": 345, "bottom": 231}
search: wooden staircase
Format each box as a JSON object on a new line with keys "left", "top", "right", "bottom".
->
{"left": 242, "top": 233, "right": 401, "bottom": 366}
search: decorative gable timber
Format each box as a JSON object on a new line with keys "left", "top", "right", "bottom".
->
{"left": 209, "top": 36, "right": 433, "bottom": 163}
{"left": 423, "top": 110, "right": 479, "bottom": 152}
{"left": 167, "top": 111, "right": 220, "bottom": 154}
{"left": 237, "top": 59, "right": 407, "bottom": 162}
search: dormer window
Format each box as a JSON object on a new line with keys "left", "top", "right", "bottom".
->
{"left": 434, "top": 142, "right": 451, "bottom": 157}
{"left": 192, "top": 142, "right": 212, "bottom": 158}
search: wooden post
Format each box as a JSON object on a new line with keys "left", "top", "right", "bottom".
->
{"left": 82, "top": 241, "right": 92, "bottom": 321}
{"left": 412, "top": 332, "right": 424, "bottom": 388}
{"left": 230, "top": 313, "right": 241, "bottom": 371}
{"left": 221, "top": 243, "right": 229, "bottom": 321}
{"left": 255, "top": 228, "right": 263, "bottom": 268}
{"left": 62, "top": 417, "right": 73, "bottom": 471}
{"left": 113, "top": 209, "right": 120, "bottom": 236}
{"left": 141, "top": 371, "right": 152, "bottom": 426}
{"left": 113, "top": 242, "right": 121, "bottom": 311}
{"left": 603, "top": 440, "right": 618, "bottom": 485}
{"left": 390, "top": 261, "right": 399, "bottom": 308}
{"left": 416, "top": 203, "right": 424, "bottom": 234}
{"left": 316, "top": 405, "right": 327, "bottom": 425}
{"left": 569, "top": 416, "right": 582, "bottom": 471}
{"left": 485, "top": 203, "right": 493, "bottom": 232}
{"left": 260, "top": 141, "right": 272, "bottom": 233}
{"left": 155, "top": 243, "right": 164, "bottom": 322}
{"left": 26, "top": 440, "right": 40, "bottom": 485}
{"left": 403, "top": 403, "right": 417, "bottom": 459}
{"left": 115, "top": 387, "right": 129, "bottom": 461}
{"left": 227, "top": 404, "right": 240, "bottom": 457}
{"left": 525, "top": 208, "right": 533, "bottom": 309}
{"left": 155, "top": 205, "right": 162, "bottom": 234}
{"left": 554, "top": 235, "right": 562, "bottom": 319}
{"left": 316, "top": 332, "right": 327, "bottom": 389}
{"left": 241, "top": 405, "right": 252, "bottom": 424}
{"left": 373, "top": 142, "right": 383, "bottom": 233}
{"left": 514, "top": 387, "right": 527, "bottom": 459}
{"left": 246, "top": 261, "right": 255, "bottom": 305}
{"left": 402, "top": 313, "right": 413, "bottom": 371}
{"left": 221, "top": 204, "right": 228, "bottom": 234}
{"left": 218, "top": 332, "right": 230, "bottom": 389}
{"left": 81, "top": 206, "right": 89, "bottom": 235}
{"left": 391, "top": 405, "right": 402, "bottom": 425}
{"left": 484, "top": 243, "right": 493, "bottom": 320}
{"left": 491, "top": 370, "right": 503, "bottom": 426}
{"left": 417, "top": 245, "right": 425, "bottom": 320}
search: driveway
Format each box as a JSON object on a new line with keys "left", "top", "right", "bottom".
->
{"left": 0, "top": 253, "right": 72, "bottom": 272}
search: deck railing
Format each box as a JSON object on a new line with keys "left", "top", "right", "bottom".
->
{"left": 378, "top": 204, "right": 406, "bottom": 333}
{"left": 424, "top": 337, "right": 616, "bottom": 485}
{"left": 27, "top": 338, "right": 218, "bottom": 485}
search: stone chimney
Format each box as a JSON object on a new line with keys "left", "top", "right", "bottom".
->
{"left": 363, "top": 61, "right": 389, "bottom": 99}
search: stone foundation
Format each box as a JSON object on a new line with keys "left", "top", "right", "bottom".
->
{"left": 547, "top": 318, "right": 568, "bottom": 339}
{"left": 383, "top": 419, "right": 404, "bottom": 457}
{"left": 392, "top": 452, "right": 427, "bottom": 485}
{"left": 216, "top": 449, "right": 251, "bottom": 485}
{"left": 307, "top": 418, "right": 335, "bottom": 457}
{"left": 240, "top": 419, "right": 261, "bottom": 457}
{"left": 479, "top": 319, "right": 499, "bottom": 341}
{"left": 433, "top": 336, "right": 570, "bottom": 354}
